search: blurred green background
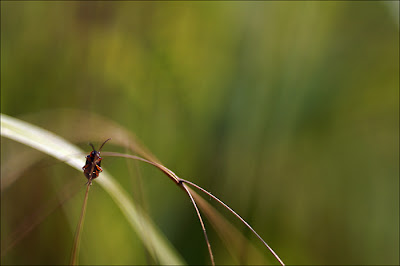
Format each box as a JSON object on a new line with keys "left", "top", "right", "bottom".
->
{"left": 1, "top": 1, "right": 399, "bottom": 265}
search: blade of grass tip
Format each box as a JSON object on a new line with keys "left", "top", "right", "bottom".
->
{"left": 1, "top": 113, "right": 185, "bottom": 265}
{"left": 70, "top": 183, "right": 91, "bottom": 266}
{"left": 181, "top": 183, "right": 215, "bottom": 266}
{"left": 180, "top": 179, "right": 285, "bottom": 266}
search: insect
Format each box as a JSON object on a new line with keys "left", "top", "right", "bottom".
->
{"left": 82, "top": 138, "right": 111, "bottom": 184}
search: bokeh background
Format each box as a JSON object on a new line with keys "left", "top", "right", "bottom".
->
{"left": 1, "top": 1, "right": 399, "bottom": 265}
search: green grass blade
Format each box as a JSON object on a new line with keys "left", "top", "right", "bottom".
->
{"left": 0, "top": 113, "right": 185, "bottom": 265}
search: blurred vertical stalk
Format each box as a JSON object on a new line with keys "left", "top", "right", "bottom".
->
{"left": 70, "top": 183, "right": 91, "bottom": 266}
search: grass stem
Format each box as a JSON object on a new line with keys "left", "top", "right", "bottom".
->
{"left": 101, "top": 151, "right": 284, "bottom": 265}
{"left": 180, "top": 179, "right": 285, "bottom": 266}
{"left": 181, "top": 183, "right": 215, "bottom": 266}
{"left": 70, "top": 182, "right": 91, "bottom": 266}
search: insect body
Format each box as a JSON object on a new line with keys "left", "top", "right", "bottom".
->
{"left": 82, "top": 138, "right": 111, "bottom": 184}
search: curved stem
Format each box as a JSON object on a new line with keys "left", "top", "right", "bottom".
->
{"left": 180, "top": 183, "right": 215, "bottom": 266}
{"left": 101, "top": 151, "right": 284, "bottom": 265}
{"left": 101, "top": 152, "right": 180, "bottom": 184}
{"left": 180, "top": 179, "right": 285, "bottom": 266}
{"left": 102, "top": 152, "right": 214, "bottom": 264}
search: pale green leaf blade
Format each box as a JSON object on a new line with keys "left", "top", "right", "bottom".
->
{"left": 1, "top": 113, "right": 185, "bottom": 265}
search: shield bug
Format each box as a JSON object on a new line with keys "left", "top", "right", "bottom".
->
{"left": 82, "top": 138, "right": 111, "bottom": 184}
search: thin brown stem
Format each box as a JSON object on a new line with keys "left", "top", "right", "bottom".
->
{"left": 70, "top": 182, "right": 91, "bottom": 266}
{"left": 101, "top": 152, "right": 180, "bottom": 184}
{"left": 180, "top": 178, "right": 285, "bottom": 266}
{"left": 181, "top": 183, "right": 215, "bottom": 266}
{"left": 101, "top": 152, "right": 215, "bottom": 264}
{"left": 187, "top": 187, "right": 267, "bottom": 264}
{"left": 100, "top": 151, "right": 284, "bottom": 265}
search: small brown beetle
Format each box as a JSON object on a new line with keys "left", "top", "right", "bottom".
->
{"left": 82, "top": 138, "right": 111, "bottom": 184}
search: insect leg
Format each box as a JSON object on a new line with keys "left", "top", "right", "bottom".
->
{"left": 95, "top": 165, "right": 103, "bottom": 172}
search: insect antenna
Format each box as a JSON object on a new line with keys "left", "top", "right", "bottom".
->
{"left": 98, "top": 138, "right": 111, "bottom": 152}
{"left": 89, "top": 143, "right": 96, "bottom": 152}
